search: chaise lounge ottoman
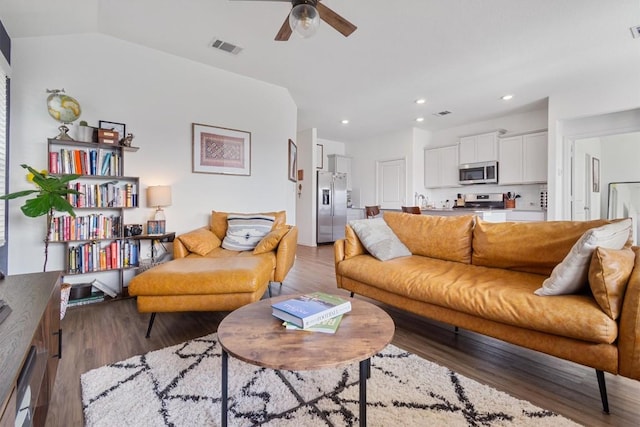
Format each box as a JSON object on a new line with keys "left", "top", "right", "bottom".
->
{"left": 129, "top": 255, "right": 274, "bottom": 337}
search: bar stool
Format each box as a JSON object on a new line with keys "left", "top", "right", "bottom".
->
{"left": 401, "top": 206, "right": 422, "bottom": 214}
{"left": 365, "top": 205, "right": 380, "bottom": 219}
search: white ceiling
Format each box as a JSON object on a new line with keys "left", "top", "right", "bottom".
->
{"left": 1, "top": 0, "right": 639, "bottom": 143}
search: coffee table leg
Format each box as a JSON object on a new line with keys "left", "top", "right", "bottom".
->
{"left": 222, "top": 349, "right": 228, "bottom": 427}
{"left": 359, "top": 358, "right": 369, "bottom": 427}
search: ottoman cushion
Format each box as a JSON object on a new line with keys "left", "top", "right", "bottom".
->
{"left": 129, "top": 255, "right": 274, "bottom": 297}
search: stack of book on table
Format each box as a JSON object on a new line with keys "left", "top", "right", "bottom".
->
{"left": 271, "top": 291, "right": 351, "bottom": 334}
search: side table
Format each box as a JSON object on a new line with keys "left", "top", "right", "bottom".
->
{"left": 131, "top": 232, "right": 176, "bottom": 271}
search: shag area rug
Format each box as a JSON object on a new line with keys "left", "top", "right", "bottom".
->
{"left": 81, "top": 333, "right": 580, "bottom": 426}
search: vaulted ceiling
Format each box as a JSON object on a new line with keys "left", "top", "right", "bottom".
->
{"left": 1, "top": 0, "right": 638, "bottom": 142}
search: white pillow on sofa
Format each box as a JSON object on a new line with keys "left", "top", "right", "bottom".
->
{"left": 349, "top": 218, "right": 411, "bottom": 261}
{"left": 221, "top": 214, "right": 275, "bottom": 251}
{"left": 534, "top": 219, "right": 632, "bottom": 296}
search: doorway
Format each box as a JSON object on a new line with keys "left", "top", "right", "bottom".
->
{"left": 375, "top": 158, "right": 406, "bottom": 209}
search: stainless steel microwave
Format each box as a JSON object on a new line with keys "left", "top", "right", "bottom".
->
{"left": 458, "top": 161, "right": 498, "bottom": 185}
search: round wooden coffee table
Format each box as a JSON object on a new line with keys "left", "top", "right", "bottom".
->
{"left": 217, "top": 294, "right": 395, "bottom": 427}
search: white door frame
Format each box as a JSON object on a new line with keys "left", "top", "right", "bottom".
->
{"left": 375, "top": 157, "right": 407, "bottom": 209}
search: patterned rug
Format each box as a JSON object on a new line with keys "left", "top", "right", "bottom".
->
{"left": 81, "top": 333, "right": 580, "bottom": 426}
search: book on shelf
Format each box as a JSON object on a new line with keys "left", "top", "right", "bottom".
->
{"left": 283, "top": 314, "right": 343, "bottom": 334}
{"left": 271, "top": 291, "right": 351, "bottom": 329}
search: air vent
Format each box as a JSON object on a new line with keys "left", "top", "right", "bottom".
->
{"left": 433, "top": 110, "right": 452, "bottom": 117}
{"left": 210, "top": 38, "right": 243, "bottom": 55}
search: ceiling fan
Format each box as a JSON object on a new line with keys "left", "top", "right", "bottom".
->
{"left": 233, "top": 0, "right": 357, "bottom": 41}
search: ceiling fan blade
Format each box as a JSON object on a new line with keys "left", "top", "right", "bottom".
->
{"left": 275, "top": 15, "right": 293, "bottom": 41}
{"left": 317, "top": 3, "right": 357, "bottom": 37}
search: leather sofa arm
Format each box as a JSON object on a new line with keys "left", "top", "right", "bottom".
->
{"left": 273, "top": 226, "right": 298, "bottom": 283}
{"left": 334, "top": 239, "right": 346, "bottom": 288}
{"left": 618, "top": 246, "right": 640, "bottom": 380}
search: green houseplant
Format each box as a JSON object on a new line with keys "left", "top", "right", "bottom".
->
{"left": 1, "top": 164, "right": 80, "bottom": 271}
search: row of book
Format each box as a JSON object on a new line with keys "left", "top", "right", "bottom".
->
{"left": 67, "top": 240, "right": 139, "bottom": 274}
{"left": 66, "top": 182, "right": 138, "bottom": 208}
{"left": 271, "top": 291, "right": 352, "bottom": 334}
{"left": 50, "top": 214, "right": 122, "bottom": 242}
{"left": 49, "top": 148, "right": 122, "bottom": 176}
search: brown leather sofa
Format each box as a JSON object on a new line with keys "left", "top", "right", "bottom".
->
{"left": 334, "top": 212, "right": 640, "bottom": 412}
{"left": 129, "top": 210, "right": 298, "bottom": 337}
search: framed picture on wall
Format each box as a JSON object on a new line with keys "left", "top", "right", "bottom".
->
{"left": 288, "top": 139, "right": 297, "bottom": 182}
{"left": 592, "top": 157, "right": 600, "bottom": 193}
{"left": 316, "top": 144, "right": 324, "bottom": 169}
{"left": 192, "top": 123, "right": 251, "bottom": 176}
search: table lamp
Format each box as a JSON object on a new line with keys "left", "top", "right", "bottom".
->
{"left": 147, "top": 185, "right": 172, "bottom": 221}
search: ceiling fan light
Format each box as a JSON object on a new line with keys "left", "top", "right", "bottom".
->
{"left": 289, "top": 4, "right": 320, "bottom": 38}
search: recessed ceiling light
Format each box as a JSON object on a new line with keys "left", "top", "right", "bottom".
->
{"left": 341, "top": 119, "right": 349, "bottom": 125}
{"left": 415, "top": 98, "right": 426, "bottom": 104}
{"left": 415, "top": 117, "right": 425, "bottom": 122}
{"left": 501, "top": 94, "right": 514, "bottom": 101}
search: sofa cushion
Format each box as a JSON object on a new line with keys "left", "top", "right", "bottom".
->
{"left": 472, "top": 218, "right": 610, "bottom": 276}
{"left": 336, "top": 254, "right": 617, "bottom": 344}
{"left": 383, "top": 212, "right": 474, "bottom": 263}
{"left": 221, "top": 214, "right": 276, "bottom": 251}
{"left": 588, "top": 246, "right": 636, "bottom": 319}
{"left": 211, "top": 210, "right": 286, "bottom": 240}
{"left": 534, "top": 219, "right": 632, "bottom": 296}
{"left": 177, "top": 227, "right": 221, "bottom": 256}
{"left": 349, "top": 217, "right": 411, "bottom": 261}
{"left": 253, "top": 225, "right": 291, "bottom": 255}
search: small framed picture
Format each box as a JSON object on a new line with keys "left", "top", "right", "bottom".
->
{"left": 99, "top": 120, "right": 126, "bottom": 143}
{"left": 592, "top": 157, "right": 600, "bottom": 193}
{"left": 288, "top": 139, "right": 297, "bottom": 182}
{"left": 147, "top": 220, "right": 160, "bottom": 235}
{"left": 316, "top": 144, "right": 324, "bottom": 169}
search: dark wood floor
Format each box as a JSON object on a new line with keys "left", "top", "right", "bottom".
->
{"left": 47, "top": 245, "right": 640, "bottom": 426}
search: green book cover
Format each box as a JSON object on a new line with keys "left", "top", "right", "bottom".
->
{"left": 284, "top": 314, "right": 344, "bottom": 334}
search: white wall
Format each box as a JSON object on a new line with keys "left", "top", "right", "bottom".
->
{"left": 317, "top": 138, "right": 346, "bottom": 172}
{"left": 295, "top": 128, "right": 316, "bottom": 246}
{"left": 8, "top": 33, "right": 297, "bottom": 274}
{"left": 600, "top": 132, "right": 640, "bottom": 218}
{"left": 348, "top": 128, "right": 415, "bottom": 208}
{"left": 548, "top": 65, "right": 640, "bottom": 220}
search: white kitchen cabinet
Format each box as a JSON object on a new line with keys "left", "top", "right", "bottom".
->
{"left": 458, "top": 131, "right": 503, "bottom": 164}
{"left": 498, "top": 131, "right": 548, "bottom": 184}
{"left": 328, "top": 154, "right": 352, "bottom": 190}
{"left": 424, "top": 145, "right": 460, "bottom": 188}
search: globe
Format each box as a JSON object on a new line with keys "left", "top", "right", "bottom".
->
{"left": 47, "top": 91, "right": 82, "bottom": 124}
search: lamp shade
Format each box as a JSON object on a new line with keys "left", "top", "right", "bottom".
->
{"left": 147, "top": 185, "right": 172, "bottom": 208}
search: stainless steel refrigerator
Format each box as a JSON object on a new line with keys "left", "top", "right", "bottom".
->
{"left": 317, "top": 171, "right": 347, "bottom": 244}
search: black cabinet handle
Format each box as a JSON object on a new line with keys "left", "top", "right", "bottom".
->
{"left": 52, "top": 328, "right": 62, "bottom": 359}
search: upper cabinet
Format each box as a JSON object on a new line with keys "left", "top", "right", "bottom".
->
{"left": 498, "top": 131, "right": 548, "bottom": 184}
{"left": 458, "top": 130, "right": 504, "bottom": 164}
{"left": 424, "top": 145, "right": 460, "bottom": 188}
{"left": 328, "top": 154, "right": 352, "bottom": 190}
